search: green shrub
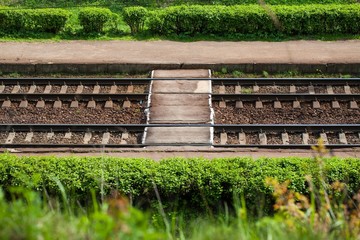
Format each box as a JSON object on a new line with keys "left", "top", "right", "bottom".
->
{"left": 123, "top": 6, "right": 148, "bottom": 35}
{"left": 78, "top": 7, "right": 113, "bottom": 33}
{"left": 147, "top": 5, "right": 278, "bottom": 35}
{"left": 25, "top": 9, "right": 69, "bottom": 33}
{"left": 0, "top": 0, "right": 357, "bottom": 8}
{"left": 147, "top": 4, "right": 360, "bottom": 36}
{"left": 0, "top": 155, "right": 359, "bottom": 215}
{"left": 0, "top": 8, "right": 69, "bottom": 33}
{"left": 0, "top": 9, "right": 25, "bottom": 33}
{"left": 272, "top": 4, "right": 360, "bottom": 34}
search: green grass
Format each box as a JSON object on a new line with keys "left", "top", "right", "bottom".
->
{"left": 213, "top": 71, "right": 360, "bottom": 78}
{"left": 1, "top": 29, "right": 360, "bottom": 42}
{"left": 0, "top": 144, "right": 360, "bottom": 239}
{"left": 1, "top": 175, "right": 359, "bottom": 239}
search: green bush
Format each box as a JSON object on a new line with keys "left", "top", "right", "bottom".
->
{"left": 26, "top": 8, "right": 69, "bottom": 33}
{"left": 78, "top": 7, "right": 113, "bottom": 33}
{"left": 0, "top": 8, "right": 69, "bottom": 33}
{"left": 0, "top": 9, "right": 25, "bottom": 33}
{"left": 0, "top": 0, "right": 357, "bottom": 8}
{"left": 123, "top": 6, "right": 148, "bottom": 35}
{"left": 272, "top": 4, "right": 360, "bottom": 34}
{"left": 0, "top": 155, "right": 359, "bottom": 215}
{"left": 147, "top": 4, "right": 360, "bottom": 36}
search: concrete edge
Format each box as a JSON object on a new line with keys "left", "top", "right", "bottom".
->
{"left": 1, "top": 63, "right": 360, "bottom": 74}
{"left": 142, "top": 73, "right": 154, "bottom": 144}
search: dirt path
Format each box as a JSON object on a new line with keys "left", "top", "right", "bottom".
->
{"left": 1, "top": 40, "right": 359, "bottom": 64}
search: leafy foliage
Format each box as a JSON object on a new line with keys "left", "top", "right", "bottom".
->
{"left": 147, "top": 4, "right": 360, "bottom": 36}
{"left": 0, "top": 8, "right": 69, "bottom": 33}
{"left": 78, "top": 7, "right": 113, "bottom": 33}
{"left": 0, "top": 0, "right": 357, "bottom": 8}
{"left": 0, "top": 188, "right": 165, "bottom": 239}
{"left": 0, "top": 154, "right": 359, "bottom": 215}
{"left": 122, "top": 6, "right": 148, "bottom": 35}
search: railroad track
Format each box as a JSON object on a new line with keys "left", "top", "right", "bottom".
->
{"left": 211, "top": 77, "right": 360, "bottom": 148}
{"left": 0, "top": 78, "right": 150, "bottom": 107}
{"left": 0, "top": 77, "right": 150, "bottom": 87}
{"left": 0, "top": 124, "right": 359, "bottom": 148}
{"left": 212, "top": 77, "right": 359, "bottom": 108}
{"left": 213, "top": 124, "right": 360, "bottom": 148}
{"left": 0, "top": 124, "right": 145, "bottom": 148}
{"left": 0, "top": 77, "right": 359, "bottom": 149}
{"left": 211, "top": 78, "right": 360, "bottom": 93}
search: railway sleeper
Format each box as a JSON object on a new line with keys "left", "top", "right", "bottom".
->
{"left": 212, "top": 84, "right": 359, "bottom": 95}
{"left": 214, "top": 131, "right": 360, "bottom": 145}
{"left": 1, "top": 99, "right": 137, "bottom": 109}
{"left": 1, "top": 131, "right": 136, "bottom": 145}
{"left": 215, "top": 100, "right": 359, "bottom": 109}
{"left": 0, "top": 83, "right": 149, "bottom": 94}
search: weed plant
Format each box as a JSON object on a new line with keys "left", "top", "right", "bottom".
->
{"left": 212, "top": 70, "right": 360, "bottom": 78}
{"left": 0, "top": 141, "right": 360, "bottom": 239}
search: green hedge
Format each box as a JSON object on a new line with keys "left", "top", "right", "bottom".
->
{"left": 0, "top": 155, "right": 359, "bottom": 214}
{"left": 0, "top": 8, "right": 69, "bottom": 33}
{"left": 0, "top": 0, "right": 357, "bottom": 8}
{"left": 78, "top": 7, "right": 113, "bottom": 33}
{"left": 147, "top": 4, "right": 360, "bottom": 35}
{"left": 123, "top": 6, "right": 148, "bottom": 35}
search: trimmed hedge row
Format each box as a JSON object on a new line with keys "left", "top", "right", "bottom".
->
{"left": 1, "top": 5, "right": 359, "bottom": 35}
{"left": 1, "top": 0, "right": 357, "bottom": 8}
{"left": 0, "top": 7, "right": 115, "bottom": 34}
{"left": 0, "top": 155, "right": 359, "bottom": 214}
{"left": 0, "top": 8, "right": 69, "bottom": 33}
{"left": 147, "top": 4, "right": 360, "bottom": 35}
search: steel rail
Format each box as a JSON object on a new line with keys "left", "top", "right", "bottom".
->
{"left": 0, "top": 93, "right": 149, "bottom": 101}
{"left": 0, "top": 143, "right": 357, "bottom": 148}
{"left": 213, "top": 124, "right": 360, "bottom": 148}
{"left": 1, "top": 78, "right": 359, "bottom": 86}
{"left": 0, "top": 124, "right": 147, "bottom": 132}
{"left": 0, "top": 143, "right": 212, "bottom": 148}
{"left": 0, "top": 124, "right": 214, "bottom": 132}
{"left": 1, "top": 123, "right": 358, "bottom": 132}
{"left": 211, "top": 78, "right": 360, "bottom": 86}
{"left": 213, "top": 144, "right": 360, "bottom": 148}
{"left": 0, "top": 78, "right": 151, "bottom": 85}
{"left": 0, "top": 144, "right": 146, "bottom": 148}
{"left": 211, "top": 93, "right": 360, "bottom": 101}
{"left": 212, "top": 124, "right": 360, "bottom": 132}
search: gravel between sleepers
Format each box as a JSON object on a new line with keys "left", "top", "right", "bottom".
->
{"left": 214, "top": 101, "right": 360, "bottom": 124}
{"left": 0, "top": 102, "right": 146, "bottom": 124}
{"left": 211, "top": 85, "right": 359, "bottom": 94}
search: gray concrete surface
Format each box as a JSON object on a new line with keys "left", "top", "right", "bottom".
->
{"left": 151, "top": 94, "right": 209, "bottom": 107}
{"left": 145, "top": 69, "right": 212, "bottom": 144}
{"left": 1, "top": 40, "right": 360, "bottom": 73}
{"left": 152, "top": 69, "right": 211, "bottom": 78}
{"left": 145, "top": 127, "right": 211, "bottom": 144}
{"left": 152, "top": 80, "right": 211, "bottom": 93}
{"left": 149, "top": 106, "right": 211, "bottom": 123}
